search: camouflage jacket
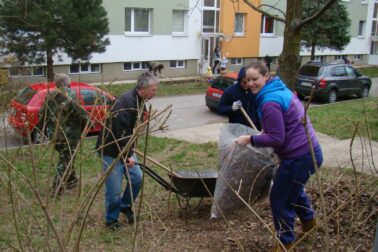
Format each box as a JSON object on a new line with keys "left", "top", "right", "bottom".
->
{"left": 38, "top": 88, "right": 88, "bottom": 145}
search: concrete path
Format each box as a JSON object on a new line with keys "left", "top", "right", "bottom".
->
{"left": 154, "top": 123, "right": 378, "bottom": 176}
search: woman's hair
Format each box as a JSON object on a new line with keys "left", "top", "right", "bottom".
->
{"left": 245, "top": 60, "right": 269, "bottom": 76}
{"left": 136, "top": 71, "right": 159, "bottom": 90}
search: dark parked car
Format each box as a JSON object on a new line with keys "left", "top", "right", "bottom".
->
{"left": 8, "top": 82, "right": 115, "bottom": 143}
{"left": 205, "top": 72, "right": 238, "bottom": 110}
{"left": 295, "top": 61, "right": 371, "bottom": 103}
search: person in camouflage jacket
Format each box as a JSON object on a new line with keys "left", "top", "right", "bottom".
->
{"left": 38, "top": 73, "right": 88, "bottom": 197}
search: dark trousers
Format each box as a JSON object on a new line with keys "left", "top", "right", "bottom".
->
{"left": 212, "top": 60, "right": 220, "bottom": 74}
{"left": 53, "top": 143, "right": 77, "bottom": 188}
{"left": 270, "top": 145, "right": 323, "bottom": 244}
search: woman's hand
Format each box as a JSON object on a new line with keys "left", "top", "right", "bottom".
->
{"left": 236, "top": 135, "right": 251, "bottom": 146}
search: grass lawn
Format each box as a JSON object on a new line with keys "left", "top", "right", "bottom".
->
{"left": 1, "top": 96, "right": 378, "bottom": 250}
{"left": 1, "top": 134, "right": 377, "bottom": 251}
{"left": 358, "top": 65, "right": 378, "bottom": 78}
{"left": 99, "top": 80, "right": 209, "bottom": 98}
{"left": 0, "top": 137, "right": 219, "bottom": 251}
{"left": 308, "top": 97, "right": 378, "bottom": 141}
{"left": 0, "top": 67, "right": 377, "bottom": 251}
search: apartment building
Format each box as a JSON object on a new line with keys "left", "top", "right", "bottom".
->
{"left": 7, "top": 0, "right": 203, "bottom": 84}
{"left": 259, "top": 0, "right": 377, "bottom": 70}
{"left": 4, "top": 0, "right": 377, "bottom": 84}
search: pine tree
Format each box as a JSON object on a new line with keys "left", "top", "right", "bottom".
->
{"left": 301, "top": 0, "right": 351, "bottom": 60}
{"left": 0, "top": 0, "right": 110, "bottom": 81}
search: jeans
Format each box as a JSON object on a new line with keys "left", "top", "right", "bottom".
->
{"left": 102, "top": 154, "right": 143, "bottom": 223}
{"left": 270, "top": 145, "right": 323, "bottom": 244}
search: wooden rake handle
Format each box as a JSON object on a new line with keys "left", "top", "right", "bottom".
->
{"left": 240, "top": 107, "right": 258, "bottom": 131}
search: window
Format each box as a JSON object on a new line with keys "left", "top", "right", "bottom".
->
{"left": 169, "top": 60, "right": 185, "bottom": 68}
{"left": 372, "top": 3, "right": 378, "bottom": 37}
{"left": 234, "top": 13, "right": 245, "bottom": 35}
{"left": 332, "top": 66, "right": 347, "bottom": 77}
{"left": 358, "top": 21, "right": 365, "bottom": 37}
{"left": 211, "top": 77, "right": 234, "bottom": 91}
{"left": 314, "top": 56, "right": 325, "bottom": 62}
{"left": 125, "top": 8, "right": 150, "bottom": 34}
{"left": 261, "top": 15, "right": 274, "bottom": 35}
{"left": 354, "top": 55, "right": 362, "bottom": 60}
{"left": 370, "top": 41, "right": 378, "bottom": 55}
{"left": 202, "top": 0, "right": 220, "bottom": 33}
{"left": 123, "top": 62, "right": 149, "bottom": 71}
{"left": 172, "top": 10, "right": 187, "bottom": 35}
{"left": 69, "top": 63, "right": 101, "bottom": 74}
{"left": 204, "top": 0, "right": 219, "bottom": 7}
{"left": 9, "top": 66, "right": 45, "bottom": 77}
{"left": 80, "top": 89, "right": 112, "bottom": 106}
{"left": 230, "top": 58, "right": 243, "bottom": 65}
{"left": 335, "top": 55, "right": 343, "bottom": 61}
{"left": 345, "top": 67, "right": 356, "bottom": 78}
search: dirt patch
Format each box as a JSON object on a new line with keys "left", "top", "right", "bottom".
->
{"left": 76, "top": 169, "right": 377, "bottom": 252}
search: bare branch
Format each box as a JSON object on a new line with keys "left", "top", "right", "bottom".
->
{"left": 242, "top": 0, "right": 286, "bottom": 23}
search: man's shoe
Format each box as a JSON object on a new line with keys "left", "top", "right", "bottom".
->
{"left": 301, "top": 218, "right": 317, "bottom": 233}
{"left": 105, "top": 220, "right": 122, "bottom": 231}
{"left": 66, "top": 176, "right": 79, "bottom": 189}
{"left": 120, "top": 207, "right": 135, "bottom": 224}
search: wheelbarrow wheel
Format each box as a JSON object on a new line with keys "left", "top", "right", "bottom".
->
{"left": 175, "top": 193, "right": 204, "bottom": 211}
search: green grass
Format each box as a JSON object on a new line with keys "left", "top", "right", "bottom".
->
{"left": 0, "top": 136, "right": 218, "bottom": 251}
{"left": 1, "top": 102, "right": 377, "bottom": 250}
{"left": 358, "top": 66, "right": 378, "bottom": 78}
{"left": 99, "top": 80, "right": 209, "bottom": 97}
{"left": 308, "top": 97, "right": 378, "bottom": 141}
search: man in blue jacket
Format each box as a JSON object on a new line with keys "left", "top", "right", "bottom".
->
{"left": 217, "top": 67, "right": 261, "bottom": 130}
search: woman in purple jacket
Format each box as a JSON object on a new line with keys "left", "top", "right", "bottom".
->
{"left": 236, "top": 61, "right": 323, "bottom": 251}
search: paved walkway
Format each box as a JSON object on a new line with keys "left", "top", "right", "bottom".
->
{"left": 154, "top": 123, "right": 378, "bottom": 176}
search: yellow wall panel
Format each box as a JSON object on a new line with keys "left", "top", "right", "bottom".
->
{"left": 219, "top": 0, "right": 261, "bottom": 58}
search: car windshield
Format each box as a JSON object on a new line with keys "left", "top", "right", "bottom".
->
{"left": 298, "top": 65, "right": 323, "bottom": 77}
{"left": 15, "top": 87, "right": 37, "bottom": 105}
{"left": 211, "top": 77, "right": 235, "bottom": 91}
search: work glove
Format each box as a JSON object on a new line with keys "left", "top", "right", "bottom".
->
{"left": 232, "top": 100, "right": 242, "bottom": 111}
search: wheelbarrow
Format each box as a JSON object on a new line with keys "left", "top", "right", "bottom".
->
{"left": 135, "top": 150, "right": 217, "bottom": 209}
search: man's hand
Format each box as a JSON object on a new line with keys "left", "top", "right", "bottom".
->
{"left": 126, "top": 157, "right": 135, "bottom": 167}
{"left": 236, "top": 135, "right": 251, "bottom": 145}
{"left": 232, "top": 100, "right": 242, "bottom": 111}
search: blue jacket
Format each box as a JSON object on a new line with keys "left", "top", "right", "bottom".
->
{"left": 217, "top": 82, "right": 261, "bottom": 130}
{"left": 256, "top": 77, "right": 292, "bottom": 119}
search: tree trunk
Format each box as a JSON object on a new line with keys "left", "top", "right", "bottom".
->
{"left": 311, "top": 42, "right": 316, "bottom": 60}
{"left": 46, "top": 50, "right": 54, "bottom": 82}
{"left": 278, "top": 0, "right": 302, "bottom": 90}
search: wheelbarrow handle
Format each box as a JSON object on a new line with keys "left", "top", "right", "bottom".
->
{"left": 135, "top": 149, "right": 183, "bottom": 178}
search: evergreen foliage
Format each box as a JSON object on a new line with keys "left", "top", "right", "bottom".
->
{"left": 0, "top": 0, "right": 110, "bottom": 81}
{"left": 301, "top": 0, "right": 351, "bottom": 59}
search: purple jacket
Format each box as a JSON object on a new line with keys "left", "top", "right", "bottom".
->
{"left": 252, "top": 77, "right": 319, "bottom": 158}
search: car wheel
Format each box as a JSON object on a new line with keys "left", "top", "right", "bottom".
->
{"left": 358, "top": 86, "right": 369, "bottom": 98}
{"left": 327, "top": 89, "right": 337, "bottom": 103}
{"left": 31, "top": 128, "right": 48, "bottom": 144}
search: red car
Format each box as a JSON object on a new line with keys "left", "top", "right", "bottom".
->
{"left": 8, "top": 82, "right": 115, "bottom": 142}
{"left": 205, "top": 72, "right": 238, "bottom": 110}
